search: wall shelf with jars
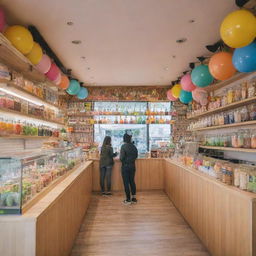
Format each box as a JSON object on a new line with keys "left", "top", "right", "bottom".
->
{"left": 199, "top": 146, "right": 256, "bottom": 153}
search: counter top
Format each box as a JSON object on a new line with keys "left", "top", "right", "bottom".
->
{"left": 166, "top": 159, "right": 256, "bottom": 200}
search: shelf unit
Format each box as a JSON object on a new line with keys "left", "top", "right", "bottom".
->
{"left": 0, "top": 34, "right": 58, "bottom": 89}
{"left": 190, "top": 120, "right": 256, "bottom": 131}
{"left": 0, "top": 107, "right": 64, "bottom": 126}
{"left": 0, "top": 135, "right": 52, "bottom": 140}
{"left": 187, "top": 96, "right": 256, "bottom": 120}
{"left": 0, "top": 78, "right": 63, "bottom": 110}
{"left": 68, "top": 113, "right": 173, "bottom": 117}
{"left": 199, "top": 145, "right": 256, "bottom": 153}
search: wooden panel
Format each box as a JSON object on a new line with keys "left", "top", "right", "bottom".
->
{"left": 92, "top": 159, "right": 164, "bottom": 192}
{"left": 34, "top": 162, "right": 92, "bottom": 256}
{"left": 165, "top": 160, "right": 256, "bottom": 256}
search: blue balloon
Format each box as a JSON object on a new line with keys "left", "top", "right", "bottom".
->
{"left": 77, "top": 87, "right": 88, "bottom": 100}
{"left": 179, "top": 90, "right": 192, "bottom": 104}
{"left": 191, "top": 65, "right": 214, "bottom": 87}
{"left": 232, "top": 42, "right": 256, "bottom": 73}
{"left": 66, "top": 80, "right": 80, "bottom": 95}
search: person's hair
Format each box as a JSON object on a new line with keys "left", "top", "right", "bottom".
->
{"left": 102, "top": 136, "right": 111, "bottom": 147}
{"left": 123, "top": 133, "right": 132, "bottom": 143}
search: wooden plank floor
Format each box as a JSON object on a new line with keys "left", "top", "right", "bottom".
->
{"left": 70, "top": 191, "right": 210, "bottom": 256}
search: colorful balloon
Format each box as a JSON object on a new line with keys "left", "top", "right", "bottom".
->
{"left": 0, "top": 7, "right": 6, "bottom": 32}
{"left": 36, "top": 54, "right": 51, "bottom": 74}
{"left": 53, "top": 72, "right": 61, "bottom": 85}
{"left": 59, "top": 75, "right": 69, "bottom": 90}
{"left": 232, "top": 42, "right": 256, "bottom": 73}
{"left": 180, "top": 74, "right": 196, "bottom": 92}
{"left": 4, "top": 25, "right": 33, "bottom": 54}
{"left": 167, "top": 89, "right": 178, "bottom": 101}
{"left": 171, "top": 84, "right": 182, "bottom": 98}
{"left": 220, "top": 10, "right": 256, "bottom": 48}
{"left": 191, "top": 65, "right": 214, "bottom": 88}
{"left": 26, "top": 42, "right": 43, "bottom": 65}
{"left": 192, "top": 88, "right": 208, "bottom": 103}
{"left": 77, "top": 87, "right": 89, "bottom": 100}
{"left": 66, "top": 80, "right": 80, "bottom": 95}
{"left": 45, "top": 62, "right": 60, "bottom": 81}
{"left": 209, "top": 52, "right": 236, "bottom": 81}
{"left": 200, "top": 97, "right": 208, "bottom": 106}
{"left": 179, "top": 90, "right": 192, "bottom": 104}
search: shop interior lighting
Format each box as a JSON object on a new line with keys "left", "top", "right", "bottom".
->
{"left": 0, "top": 87, "right": 43, "bottom": 107}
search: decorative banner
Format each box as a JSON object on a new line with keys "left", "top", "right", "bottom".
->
{"left": 4, "top": 25, "right": 34, "bottom": 54}
{"left": 220, "top": 9, "right": 256, "bottom": 48}
{"left": 80, "top": 87, "right": 169, "bottom": 101}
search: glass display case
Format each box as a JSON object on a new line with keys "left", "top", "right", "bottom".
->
{"left": 0, "top": 147, "right": 82, "bottom": 215}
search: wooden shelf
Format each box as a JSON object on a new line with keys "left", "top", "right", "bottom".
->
{"left": 0, "top": 78, "right": 63, "bottom": 110}
{"left": 204, "top": 72, "right": 255, "bottom": 92}
{"left": 199, "top": 145, "right": 256, "bottom": 153}
{"left": 187, "top": 96, "right": 256, "bottom": 120}
{"left": 191, "top": 120, "right": 256, "bottom": 131}
{"left": 0, "top": 33, "right": 58, "bottom": 89}
{"left": 68, "top": 113, "right": 172, "bottom": 117}
{"left": 0, "top": 107, "right": 64, "bottom": 126}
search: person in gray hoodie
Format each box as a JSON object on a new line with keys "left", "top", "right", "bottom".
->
{"left": 100, "top": 136, "right": 117, "bottom": 195}
{"left": 120, "top": 133, "right": 138, "bottom": 204}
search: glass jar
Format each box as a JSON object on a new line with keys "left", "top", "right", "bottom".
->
{"left": 228, "top": 111, "right": 235, "bottom": 124}
{"left": 247, "top": 79, "right": 256, "bottom": 98}
{"left": 237, "top": 130, "right": 244, "bottom": 148}
{"left": 248, "top": 104, "right": 256, "bottom": 121}
{"left": 241, "top": 106, "right": 249, "bottom": 122}
{"left": 234, "top": 109, "right": 241, "bottom": 123}
{"left": 241, "top": 82, "right": 247, "bottom": 100}
{"left": 227, "top": 88, "right": 234, "bottom": 104}
{"left": 218, "top": 112, "right": 224, "bottom": 125}
{"left": 221, "top": 90, "right": 228, "bottom": 107}
{"left": 224, "top": 112, "right": 229, "bottom": 125}
{"left": 234, "top": 167, "right": 240, "bottom": 187}
{"left": 243, "top": 129, "right": 251, "bottom": 148}
{"left": 239, "top": 168, "right": 249, "bottom": 190}
{"left": 234, "top": 85, "right": 242, "bottom": 102}
{"left": 231, "top": 133, "right": 238, "bottom": 148}
{"left": 251, "top": 130, "right": 256, "bottom": 149}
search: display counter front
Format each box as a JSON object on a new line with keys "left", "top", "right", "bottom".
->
{"left": 91, "top": 158, "right": 165, "bottom": 191}
{"left": 165, "top": 159, "right": 256, "bottom": 256}
{"left": 0, "top": 161, "right": 93, "bottom": 256}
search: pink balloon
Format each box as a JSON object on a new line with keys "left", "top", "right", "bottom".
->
{"left": 36, "top": 54, "right": 51, "bottom": 74}
{"left": 53, "top": 72, "right": 61, "bottom": 85}
{"left": 45, "top": 62, "right": 60, "bottom": 81}
{"left": 192, "top": 88, "right": 208, "bottom": 103}
{"left": 167, "top": 89, "right": 178, "bottom": 101}
{"left": 0, "top": 7, "right": 6, "bottom": 32}
{"left": 181, "top": 74, "right": 196, "bottom": 92}
{"left": 200, "top": 97, "right": 208, "bottom": 106}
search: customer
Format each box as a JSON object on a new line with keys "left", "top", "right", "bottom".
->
{"left": 100, "top": 136, "right": 117, "bottom": 195}
{"left": 120, "top": 133, "right": 138, "bottom": 204}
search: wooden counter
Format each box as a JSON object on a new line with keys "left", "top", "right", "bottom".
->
{"left": 165, "top": 159, "right": 256, "bottom": 256}
{"left": 92, "top": 158, "right": 164, "bottom": 191}
{"left": 0, "top": 161, "right": 93, "bottom": 256}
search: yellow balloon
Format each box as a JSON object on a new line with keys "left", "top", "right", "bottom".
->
{"left": 220, "top": 10, "right": 256, "bottom": 48}
{"left": 26, "top": 42, "right": 43, "bottom": 65}
{"left": 171, "top": 84, "right": 182, "bottom": 98}
{"left": 4, "top": 25, "right": 33, "bottom": 54}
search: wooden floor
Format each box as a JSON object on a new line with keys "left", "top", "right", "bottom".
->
{"left": 70, "top": 191, "right": 210, "bottom": 256}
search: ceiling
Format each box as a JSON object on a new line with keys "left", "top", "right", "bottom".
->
{"left": 1, "top": 0, "right": 237, "bottom": 86}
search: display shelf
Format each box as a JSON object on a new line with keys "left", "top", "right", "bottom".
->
{"left": 187, "top": 96, "right": 256, "bottom": 120}
{"left": 67, "top": 113, "right": 172, "bottom": 117}
{"left": 0, "top": 78, "right": 63, "bottom": 110}
{"left": 204, "top": 72, "right": 254, "bottom": 92}
{"left": 190, "top": 120, "right": 256, "bottom": 131}
{"left": 0, "top": 34, "right": 58, "bottom": 88}
{"left": 0, "top": 135, "right": 52, "bottom": 140}
{"left": 199, "top": 145, "right": 256, "bottom": 153}
{"left": 0, "top": 107, "right": 64, "bottom": 126}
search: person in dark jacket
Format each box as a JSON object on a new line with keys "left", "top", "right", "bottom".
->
{"left": 120, "top": 133, "right": 138, "bottom": 204}
{"left": 100, "top": 136, "right": 117, "bottom": 195}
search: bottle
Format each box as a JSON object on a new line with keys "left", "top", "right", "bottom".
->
{"left": 120, "top": 117, "right": 124, "bottom": 124}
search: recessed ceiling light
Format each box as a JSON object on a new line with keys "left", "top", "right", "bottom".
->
{"left": 81, "top": 56, "right": 86, "bottom": 60}
{"left": 164, "top": 67, "right": 169, "bottom": 71}
{"left": 67, "top": 21, "right": 74, "bottom": 26}
{"left": 72, "top": 40, "right": 82, "bottom": 45}
{"left": 172, "top": 55, "right": 176, "bottom": 59}
{"left": 188, "top": 19, "right": 195, "bottom": 23}
{"left": 87, "top": 67, "right": 91, "bottom": 70}
{"left": 176, "top": 38, "right": 187, "bottom": 43}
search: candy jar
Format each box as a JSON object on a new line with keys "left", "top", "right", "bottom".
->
{"left": 241, "top": 82, "right": 247, "bottom": 100}
{"left": 251, "top": 130, "right": 256, "bottom": 149}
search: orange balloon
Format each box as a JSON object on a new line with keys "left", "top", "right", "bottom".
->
{"left": 209, "top": 52, "right": 236, "bottom": 81}
{"left": 58, "top": 75, "right": 69, "bottom": 90}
